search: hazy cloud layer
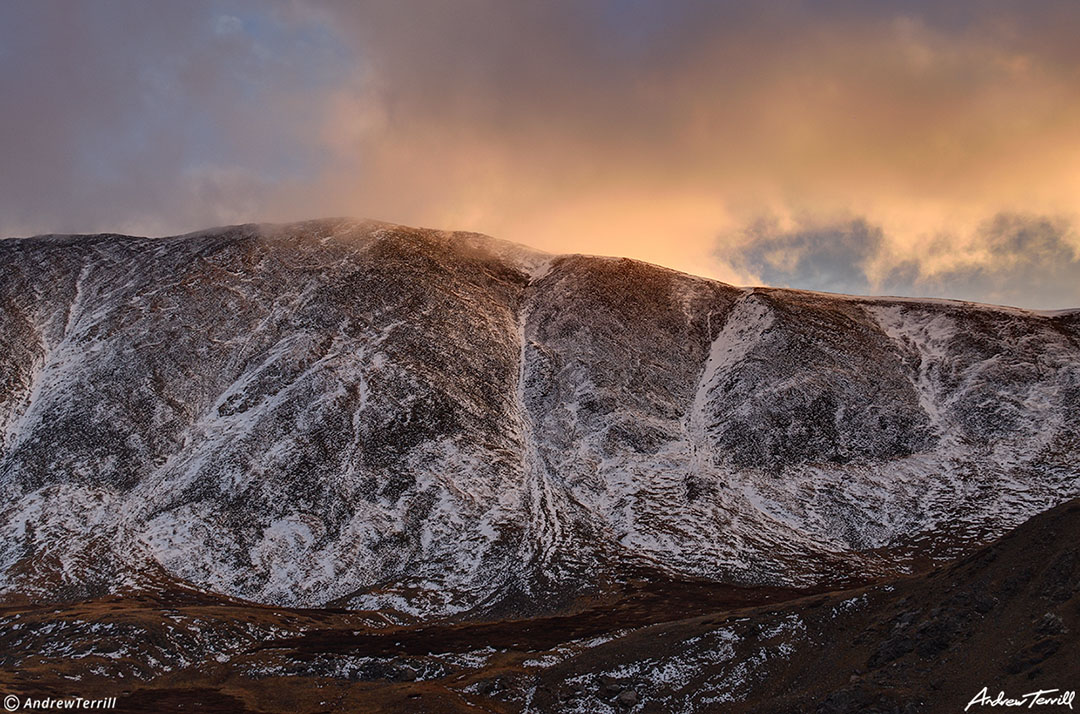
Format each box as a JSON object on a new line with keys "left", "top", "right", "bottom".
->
{"left": 729, "top": 217, "right": 885, "bottom": 296}
{"left": 731, "top": 212, "right": 1080, "bottom": 309}
{"left": 2, "top": 1, "right": 1079, "bottom": 307}
{"left": 884, "top": 214, "right": 1080, "bottom": 309}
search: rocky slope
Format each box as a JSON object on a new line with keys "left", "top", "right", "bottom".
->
{"left": 1, "top": 218, "right": 1078, "bottom": 616}
{"left": 529, "top": 496, "right": 1080, "bottom": 713}
{"left": 2, "top": 498, "right": 1075, "bottom": 713}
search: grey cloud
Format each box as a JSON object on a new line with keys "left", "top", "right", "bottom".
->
{"left": 726, "top": 216, "right": 885, "bottom": 296}
{"left": 891, "top": 214, "right": 1080, "bottom": 309}
{"left": 727, "top": 213, "right": 1080, "bottom": 310}
{"left": 0, "top": 1, "right": 341, "bottom": 236}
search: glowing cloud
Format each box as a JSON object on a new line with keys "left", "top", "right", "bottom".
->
{"left": 2, "top": 1, "right": 1079, "bottom": 307}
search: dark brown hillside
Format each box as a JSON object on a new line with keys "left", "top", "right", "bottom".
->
{"left": 1, "top": 500, "right": 1075, "bottom": 713}
{"left": 530, "top": 497, "right": 1080, "bottom": 713}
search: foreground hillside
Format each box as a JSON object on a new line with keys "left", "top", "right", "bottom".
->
{"left": 1, "top": 218, "right": 1079, "bottom": 617}
{"left": 1, "top": 497, "right": 1075, "bottom": 713}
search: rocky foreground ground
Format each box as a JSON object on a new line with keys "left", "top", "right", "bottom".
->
{"left": 0, "top": 498, "right": 1075, "bottom": 713}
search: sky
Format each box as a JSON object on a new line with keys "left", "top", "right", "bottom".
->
{"left": 1, "top": 1, "right": 1079, "bottom": 308}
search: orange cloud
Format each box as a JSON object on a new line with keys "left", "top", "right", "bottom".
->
{"left": 276, "top": 4, "right": 1080, "bottom": 304}
{"left": 3, "top": 1, "right": 1079, "bottom": 306}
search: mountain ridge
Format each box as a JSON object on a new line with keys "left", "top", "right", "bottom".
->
{"left": 1, "top": 218, "right": 1078, "bottom": 617}
{"left": 13, "top": 216, "right": 1079, "bottom": 314}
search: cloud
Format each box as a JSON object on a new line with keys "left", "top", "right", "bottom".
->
{"left": 0, "top": 1, "right": 345, "bottom": 236}
{"left": 724, "top": 212, "right": 1080, "bottom": 309}
{"left": 214, "top": 14, "right": 244, "bottom": 36}
{"left": 1, "top": 1, "right": 1080, "bottom": 307}
{"left": 885, "top": 213, "right": 1080, "bottom": 309}
{"left": 727, "top": 216, "right": 885, "bottom": 295}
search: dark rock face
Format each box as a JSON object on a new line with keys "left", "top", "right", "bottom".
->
{"left": 0, "top": 219, "right": 1078, "bottom": 614}
{"left": 525, "top": 256, "right": 740, "bottom": 470}
{"left": 703, "top": 290, "right": 936, "bottom": 470}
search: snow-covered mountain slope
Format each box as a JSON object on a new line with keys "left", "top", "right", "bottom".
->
{"left": 1, "top": 218, "right": 1077, "bottom": 615}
